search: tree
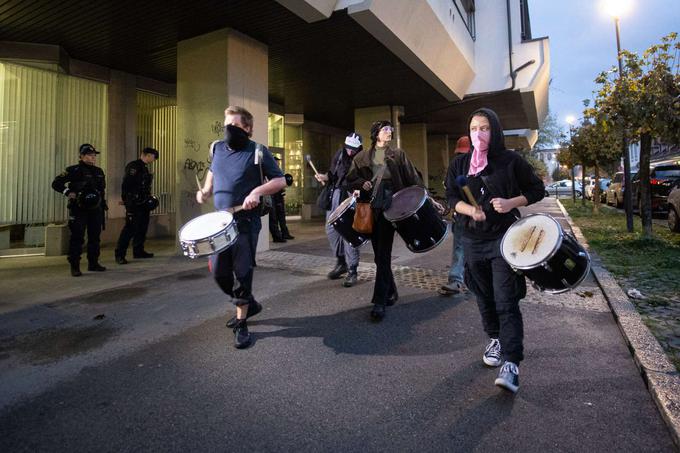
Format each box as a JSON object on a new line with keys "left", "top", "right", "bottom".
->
{"left": 534, "top": 109, "right": 565, "bottom": 150}
{"left": 591, "top": 33, "right": 680, "bottom": 238}
{"left": 516, "top": 148, "right": 548, "bottom": 180}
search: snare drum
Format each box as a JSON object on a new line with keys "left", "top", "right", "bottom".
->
{"left": 178, "top": 211, "right": 239, "bottom": 259}
{"left": 327, "top": 196, "right": 369, "bottom": 248}
{"left": 500, "top": 213, "right": 591, "bottom": 294}
{"left": 383, "top": 186, "right": 448, "bottom": 253}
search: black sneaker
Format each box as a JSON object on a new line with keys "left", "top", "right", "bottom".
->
{"left": 283, "top": 233, "right": 295, "bottom": 240}
{"left": 342, "top": 271, "right": 358, "bottom": 287}
{"left": 115, "top": 256, "right": 128, "bottom": 265}
{"left": 233, "top": 320, "right": 252, "bottom": 349}
{"left": 483, "top": 338, "right": 502, "bottom": 367}
{"left": 370, "top": 304, "right": 386, "bottom": 322}
{"left": 495, "top": 361, "right": 520, "bottom": 393}
{"left": 133, "top": 251, "right": 154, "bottom": 258}
{"left": 225, "top": 302, "right": 263, "bottom": 328}
{"left": 386, "top": 291, "right": 398, "bottom": 306}
{"left": 87, "top": 263, "right": 107, "bottom": 272}
{"left": 327, "top": 262, "right": 348, "bottom": 280}
{"left": 70, "top": 265, "right": 82, "bottom": 277}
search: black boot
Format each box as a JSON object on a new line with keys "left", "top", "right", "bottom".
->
{"left": 370, "top": 304, "right": 386, "bottom": 322}
{"left": 327, "top": 257, "right": 348, "bottom": 280}
{"left": 70, "top": 261, "right": 82, "bottom": 277}
{"left": 133, "top": 250, "right": 154, "bottom": 258}
{"left": 88, "top": 262, "right": 107, "bottom": 272}
{"left": 343, "top": 266, "right": 358, "bottom": 287}
{"left": 233, "top": 319, "right": 252, "bottom": 349}
{"left": 282, "top": 227, "right": 295, "bottom": 240}
{"left": 114, "top": 249, "right": 128, "bottom": 265}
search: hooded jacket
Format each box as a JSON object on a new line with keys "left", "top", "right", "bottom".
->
{"left": 445, "top": 108, "right": 545, "bottom": 240}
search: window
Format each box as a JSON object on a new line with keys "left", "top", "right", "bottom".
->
{"left": 453, "top": 0, "right": 476, "bottom": 40}
{"left": 520, "top": 0, "right": 532, "bottom": 41}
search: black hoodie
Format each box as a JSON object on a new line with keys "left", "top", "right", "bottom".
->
{"left": 445, "top": 108, "right": 545, "bottom": 240}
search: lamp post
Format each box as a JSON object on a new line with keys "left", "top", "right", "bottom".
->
{"left": 603, "top": 0, "right": 634, "bottom": 232}
{"left": 566, "top": 115, "right": 577, "bottom": 203}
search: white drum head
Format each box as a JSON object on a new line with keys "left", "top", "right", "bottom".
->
{"left": 501, "top": 214, "right": 562, "bottom": 269}
{"left": 179, "top": 211, "right": 234, "bottom": 241}
{"left": 327, "top": 196, "right": 356, "bottom": 225}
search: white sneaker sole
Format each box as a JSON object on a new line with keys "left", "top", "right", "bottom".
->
{"left": 483, "top": 356, "right": 502, "bottom": 367}
{"left": 495, "top": 377, "right": 519, "bottom": 393}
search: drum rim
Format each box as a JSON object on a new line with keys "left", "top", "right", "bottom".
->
{"left": 326, "top": 195, "right": 356, "bottom": 226}
{"left": 178, "top": 210, "right": 235, "bottom": 242}
{"left": 180, "top": 220, "right": 239, "bottom": 258}
{"left": 383, "top": 186, "right": 428, "bottom": 222}
{"left": 542, "top": 250, "right": 592, "bottom": 294}
{"left": 500, "top": 213, "right": 564, "bottom": 270}
{"left": 406, "top": 221, "right": 449, "bottom": 253}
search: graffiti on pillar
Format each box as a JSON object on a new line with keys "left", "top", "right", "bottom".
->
{"left": 184, "top": 158, "right": 209, "bottom": 180}
{"left": 184, "top": 138, "right": 201, "bottom": 153}
{"left": 211, "top": 121, "right": 224, "bottom": 137}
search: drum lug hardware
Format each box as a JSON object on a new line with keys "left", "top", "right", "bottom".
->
{"left": 208, "top": 237, "right": 215, "bottom": 251}
{"left": 531, "top": 281, "right": 543, "bottom": 292}
{"left": 413, "top": 213, "right": 419, "bottom": 221}
{"left": 413, "top": 239, "right": 420, "bottom": 248}
{"left": 578, "top": 251, "right": 587, "bottom": 257}
{"left": 430, "top": 236, "right": 435, "bottom": 243}
{"left": 541, "top": 262, "right": 553, "bottom": 272}
{"left": 561, "top": 278, "right": 570, "bottom": 288}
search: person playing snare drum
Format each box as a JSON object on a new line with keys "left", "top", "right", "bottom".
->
{"left": 196, "top": 106, "right": 286, "bottom": 349}
{"left": 446, "top": 108, "right": 544, "bottom": 393}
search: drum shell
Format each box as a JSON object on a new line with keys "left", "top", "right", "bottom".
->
{"left": 327, "top": 197, "right": 369, "bottom": 248}
{"left": 513, "top": 230, "right": 590, "bottom": 294}
{"left": 385, "top": 189, "right": 448, "bottom": 253}
{"left": 178, "top": 215, "right": 239, "bottom": 259}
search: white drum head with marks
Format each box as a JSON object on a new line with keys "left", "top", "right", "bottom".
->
{"left": 501, "top": 214, "right": 562, "bottom": 269}
{"left": 179, "top": 211, "right": 234, "bottom": 241}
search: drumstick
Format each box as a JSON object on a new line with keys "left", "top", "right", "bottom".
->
{"left": 455, "top": 175, "right": 478, "bottom": 208}
{"left": 305, "top": 154, "right": 326, "bottom": 186}
{"left": 195, "top": 174, "right": 203, "bottom": 191}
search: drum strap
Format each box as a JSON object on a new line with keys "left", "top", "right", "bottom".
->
{"left": 371, "top": 165, "right": 387, "bottom": 201}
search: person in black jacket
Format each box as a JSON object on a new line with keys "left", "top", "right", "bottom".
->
{"left": 446, "top": 108, "right": 544, "bottom": 394}
{"left": 315, "top": 132, "right": 363, "bottom": 287}
{"left": 115, "top": 147, "right": 159, "bottom": 264}
{"left": 52, "top": 144, "right": 108, "bottom": 277}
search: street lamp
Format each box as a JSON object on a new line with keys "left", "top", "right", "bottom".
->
{"left": 602, "top": 0, "right": 634, "bottom": 232}
{"left": 566, "top": 116, "right": 577, "bottom": 203}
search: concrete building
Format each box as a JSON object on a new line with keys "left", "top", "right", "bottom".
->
{"left": 0, "top": 0, "right": 550, "bottom": 254}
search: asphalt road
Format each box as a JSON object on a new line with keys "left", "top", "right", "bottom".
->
{"left": 0, "top": 261, "right": 675, "bottom": 452}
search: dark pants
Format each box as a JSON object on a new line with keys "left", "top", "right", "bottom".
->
{"left": 463, "top": 236, "right": 527, "bottom": 364}
{"left": 116, "top": 207, "right": 150, "bottom": 257}
{"left": 268, "top": 192, "right": 289, "bottom": 239}
{"left": 210, "top": 215, "right": 261, "bottom": 306}
{"left": 370, "top": 210, "right": 397, "bottom": 305}
{"left": 68, "top": 207, "right": 103, "bottom": 265}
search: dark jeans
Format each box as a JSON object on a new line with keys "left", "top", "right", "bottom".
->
{"left": 462, "top": 236, "right": 527, "bottom": 364}
{"left": 116, "top": 207, "right": 150, "bottom": 256}
{"left": 370, "top": 210, "right": 397, "bottom": 305}
{"left": 268, "top": 192, "right": 290, "bottom": 238}
{"left": 68, "top": 207, "right": 103, "bottom": 264}
{"left": 210, "top": 214, "right": 261, "bottom": 306}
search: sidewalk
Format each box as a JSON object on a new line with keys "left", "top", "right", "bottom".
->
{"left": 0, "top": 199, "right": 677, "bottom": 451}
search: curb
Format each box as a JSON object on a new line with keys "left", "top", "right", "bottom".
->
{"left": 556, "top": 199, "right": 680, "bottom": 448}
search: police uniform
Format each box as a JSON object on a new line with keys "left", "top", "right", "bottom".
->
{"left": 51, "top": 144, "right": 107, "bottom": 276}
{"left": 115, "top": 150, "right": 158, "bottom": 262}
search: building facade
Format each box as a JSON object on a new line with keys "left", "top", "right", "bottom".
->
{"left": 0, "top": 0, "right": 550, "bottom": 253}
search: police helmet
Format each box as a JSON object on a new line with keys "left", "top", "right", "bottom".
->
{"left": 143, "top": 195, "right": 159, "bottom": 211}
{"left": 284, "top": 173, "right": 294, "bottom": 187}
{"left": 77, "top": 189, "right": 102, "bottom": 210}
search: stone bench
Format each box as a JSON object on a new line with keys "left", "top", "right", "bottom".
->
{"left": 45, "top": 223, "right": 70, "bottom": 256}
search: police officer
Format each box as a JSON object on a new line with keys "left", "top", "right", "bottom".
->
{"left": 115, "top": 147, "right": 159, "bottom": 264}
{"left": 52, "top": 144, "right": 107, "bottom": 277}
{"left": 268, "top": 156, "right": 295, "bottom": 242}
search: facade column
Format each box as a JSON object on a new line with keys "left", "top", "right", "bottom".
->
{"left": 176, "top": 28, "right": 269, "bottom": 251}
{"left": 427, "top": 134, "right": 449, "bottom": 197}
{"left": 401, "top": 123, "right": 428, "bottom": 188}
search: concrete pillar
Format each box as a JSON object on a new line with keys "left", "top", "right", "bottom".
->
{"left": 176, "top": 28, "right": 269, "bottom": 251}
{"left": 427, "top": 134, "right": 449, "bottom": 197}
{"left": 401, "top": 123, "right": 428, "bottom": 187}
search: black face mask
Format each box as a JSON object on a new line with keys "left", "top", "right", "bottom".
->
{"left": 224, "top": 124, "right": 250, "bottom": 150}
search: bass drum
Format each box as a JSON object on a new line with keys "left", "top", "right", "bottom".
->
{"left": 327, "top": 195, "right": 369, "bottom": 248}
{"left": 500, "top": 213, "right": 591, "bottom": 294}
{"left": 383, "top": 186, "right": 448, "bottom": 253}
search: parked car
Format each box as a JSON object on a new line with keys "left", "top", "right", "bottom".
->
{"left": 585, "top": 178, "right": 610, "bottom": 202}
{"left": 668, "top": 181, "right": 680, "bottom": 232}
{"left": 631, "top": 164, "right": 680, "bottom": 213}
{"left": 545, "top": 180, "right": 582, "bottom": 198}
{"left": 605, "top": 172, "right": 630, "bottom": 207}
